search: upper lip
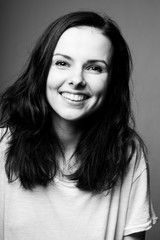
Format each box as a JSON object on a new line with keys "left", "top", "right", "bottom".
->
{"left": 59, "top": 91, "right": 91, "bottom": 98}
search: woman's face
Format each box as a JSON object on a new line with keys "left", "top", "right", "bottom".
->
{"left": 46, "top": 26, "right": 112, "bottom": 123}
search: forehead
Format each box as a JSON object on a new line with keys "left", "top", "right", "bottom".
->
{"left": 54, "top": 26, "right": 112, "bottom": 61}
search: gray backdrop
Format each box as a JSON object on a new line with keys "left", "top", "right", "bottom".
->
{"left": 0, "top": 0, "right": 159, "bottom": 239}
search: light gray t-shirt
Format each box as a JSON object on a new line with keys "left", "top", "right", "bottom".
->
{"left": 0, "top": 129, "right": 157, "bottom": 240}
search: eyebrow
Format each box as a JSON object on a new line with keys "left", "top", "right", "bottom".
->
{"left": 53, "top": 53, "right": 72, "bottom": 61}
{"left": 53, "top": 53, "right": 109, "bottom": 69}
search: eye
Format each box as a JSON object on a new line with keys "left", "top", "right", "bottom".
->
{"left": 86, "top": 65, "right": 103, "bottom": 73}
{"left": 54, "top": 60, "right": 70, "bottom": 68}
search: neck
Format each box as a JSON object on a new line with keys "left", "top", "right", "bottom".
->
{"left": 52, "top": 116, "right": 82, "bottom": 175}
{"left": 53, "top": 116, "right": 82, "bottom": 154}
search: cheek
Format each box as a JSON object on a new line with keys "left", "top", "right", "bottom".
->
{"left": 88, "top": 76, "right": 108, "bottom": 97}
{"left": 46, "top": 68, "right": 64, "bottom": 89}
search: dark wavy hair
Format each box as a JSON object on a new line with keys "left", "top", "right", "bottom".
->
{"left": 0, "top": 11, "right": 145, "bottom": 193}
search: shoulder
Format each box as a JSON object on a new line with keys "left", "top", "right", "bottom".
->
{"left": 0, "top": 127, "right": 10, "bottom": 166}
{"left": 0, "top": 127, "right": 10, "bottom": 145}
{"left": 127, "top": 137, "right": 148, "bottom": 178}
{"left": 134, "top": 149, "right": 148, "bottom": 181}
{"left": 124, "top": 144, "right": 148, "bottom": 187}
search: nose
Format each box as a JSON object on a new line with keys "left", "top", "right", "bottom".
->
{"left": 69, "top": 69, "right": 86, "bottom": 88}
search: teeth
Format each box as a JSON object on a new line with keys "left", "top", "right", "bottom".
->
{"left": 61, "top": 93, "right": 86, "bottom": 101}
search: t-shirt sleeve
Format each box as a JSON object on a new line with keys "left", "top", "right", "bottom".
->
{"left": 124, "top": 153, "right": 158, "bottom": 236}
{"left": 0, "top": 128, "right": 7, "bottom": 240}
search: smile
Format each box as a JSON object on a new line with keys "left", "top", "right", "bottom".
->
{"left": 61, "top": 92, "right": 88, "bottom": 102}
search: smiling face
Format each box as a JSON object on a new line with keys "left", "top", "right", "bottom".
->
{"left": 46, "top": 26, "right": 112, "bottom": 124}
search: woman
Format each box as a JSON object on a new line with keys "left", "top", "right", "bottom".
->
{"left": 0, "top": 11, "right": 157, "bottom": 240}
